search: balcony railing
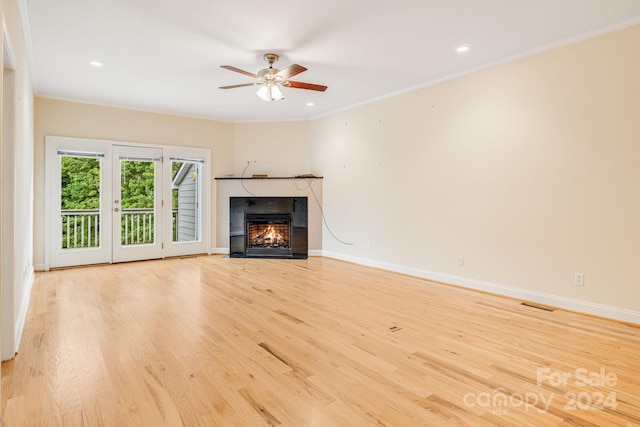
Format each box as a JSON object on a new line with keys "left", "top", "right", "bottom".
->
{"left": 121, "top": 208, "right": 155, "bottom": 245}
{"left": 61, "top": 210, "right": 100, "bottom": 249}
{"left": 61, "top": 208, "right": 179, "bottom": 249}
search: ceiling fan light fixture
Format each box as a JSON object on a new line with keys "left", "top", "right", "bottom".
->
{"left": 270, "top": 84, "right": 284, "bottom": 101}
{"left": 220, "top": 52, "right": 325, "bottom": 101}
{"left": 256, "top": 83, "right": 284, "bottom": 102}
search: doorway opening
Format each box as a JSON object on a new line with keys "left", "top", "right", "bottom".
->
{"left": 45, "top": 137, "right": 211, "bottom": 269}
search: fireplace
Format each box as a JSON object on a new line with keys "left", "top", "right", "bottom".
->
{"left": 230, "top": 197, "right": 308, "bottom": 258}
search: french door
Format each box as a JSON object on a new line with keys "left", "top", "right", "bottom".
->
{"left": 112, "top": 146, "right": 163, "bottom": 263}
{"left": 46, "top": 137, "right": 210, "bottom": 269}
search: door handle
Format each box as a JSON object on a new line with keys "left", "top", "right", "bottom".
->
{"left": 114, "top": 208, "right": 120, "bottom": 212}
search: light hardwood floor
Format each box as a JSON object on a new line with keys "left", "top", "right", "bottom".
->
{"left": 2, "top": 256, "right": 639, "bottom": 426}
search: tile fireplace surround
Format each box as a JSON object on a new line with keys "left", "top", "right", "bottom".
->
{"left": 229, "top": 197, "right": 308, "bottom": 259}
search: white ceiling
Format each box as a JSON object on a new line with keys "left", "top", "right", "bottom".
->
{"left": 24, "top": 0, "right": 640, "bottom": 122}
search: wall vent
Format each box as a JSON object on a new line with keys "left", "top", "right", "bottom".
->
{"left": 521, "top": 302, "right": 555, "bottom": 312}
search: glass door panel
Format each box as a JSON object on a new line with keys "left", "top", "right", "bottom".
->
{"left": 121, "top": 159, "right": 156, "bottom": 246}
{"left": 171, "top": 160, "right": 201, "bottom": 243}
{"left": 60, "top": 155, "right": 102, "bottom": 249}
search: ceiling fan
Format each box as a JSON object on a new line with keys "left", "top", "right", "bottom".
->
{"left": 219, "top": 53, "right": 327, "bottom": 102}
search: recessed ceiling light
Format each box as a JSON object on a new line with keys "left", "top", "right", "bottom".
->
{"left": 456, "top": 45, "right": 470, "bottom": 53}
{"left": 306, "top": 102, "right": 315, "bottom": 107}
{"left": 90, "top": 61, "right": 104, "bottom": 67}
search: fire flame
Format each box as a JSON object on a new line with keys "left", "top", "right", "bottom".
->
{"left": 252, "top": 225, "right": 287, "bottom": 247}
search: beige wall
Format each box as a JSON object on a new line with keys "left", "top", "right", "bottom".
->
{"left": 33, "top": 98, "right": 236, "bottom": 265}
{"left": 233, "top": 121, "right": 312, "bottom": 177}
{"left": 2, "top": 0, "right": 35, "bottom": 357}
{"left": 311, "top": 25, "right": 640, "bottom": 317}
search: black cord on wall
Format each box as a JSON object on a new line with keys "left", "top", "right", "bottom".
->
{"left": 300, "top": 178, "right": 355, "bottom": 246}
{"left": 241, "top": 161, "right": 256, "bottom": 196}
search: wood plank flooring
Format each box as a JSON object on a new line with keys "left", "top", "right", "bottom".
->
{"left": 2, "top": 256, "right": 639, "bottom": 426}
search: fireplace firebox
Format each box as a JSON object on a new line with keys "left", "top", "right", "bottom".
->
{"left": 245, "top": 213, "right": 292, "bottom": 257}
{"left": 230, "top": 197, "right": 308, "bottom": 258}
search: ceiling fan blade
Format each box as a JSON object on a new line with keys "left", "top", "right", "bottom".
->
{"left": 219, "top": 83, "right": 258, "bottom": 89}
{"left": 276, "top": 64, "right": 307, "bottom": 80}
{"left": 283, "top": 80, "right": 328, "bottom": 92}
{"left": 220, "top": 65, "right": 258, "bottom": 78}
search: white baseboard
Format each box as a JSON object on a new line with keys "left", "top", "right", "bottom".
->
{"left": 34, "top": 263, "right": 45, "bottom": 271}
{"left": 15, "top": 265, "right": 35, "bottom": 353}
{"left": 321, "top": 251, "right": 640, "bottom": 325}
{"left": 308, "top": 250, "right": 323, "bottom": 257}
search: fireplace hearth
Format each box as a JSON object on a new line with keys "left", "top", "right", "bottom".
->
{"left": 230, "top": 197, "right": 308, "bottom": 259}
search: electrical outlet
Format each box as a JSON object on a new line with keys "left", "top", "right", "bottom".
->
{"left": 263, "top": 164, "right": 272, "bottom": 172}
{"left": 367, "top": 242, "right": 373, "bottom": 251}
{"left": 457, "top": 256, "right": 464, "bottom": 267}
{"left": 574, "top": 272, "right": 584, "bottom": 286}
